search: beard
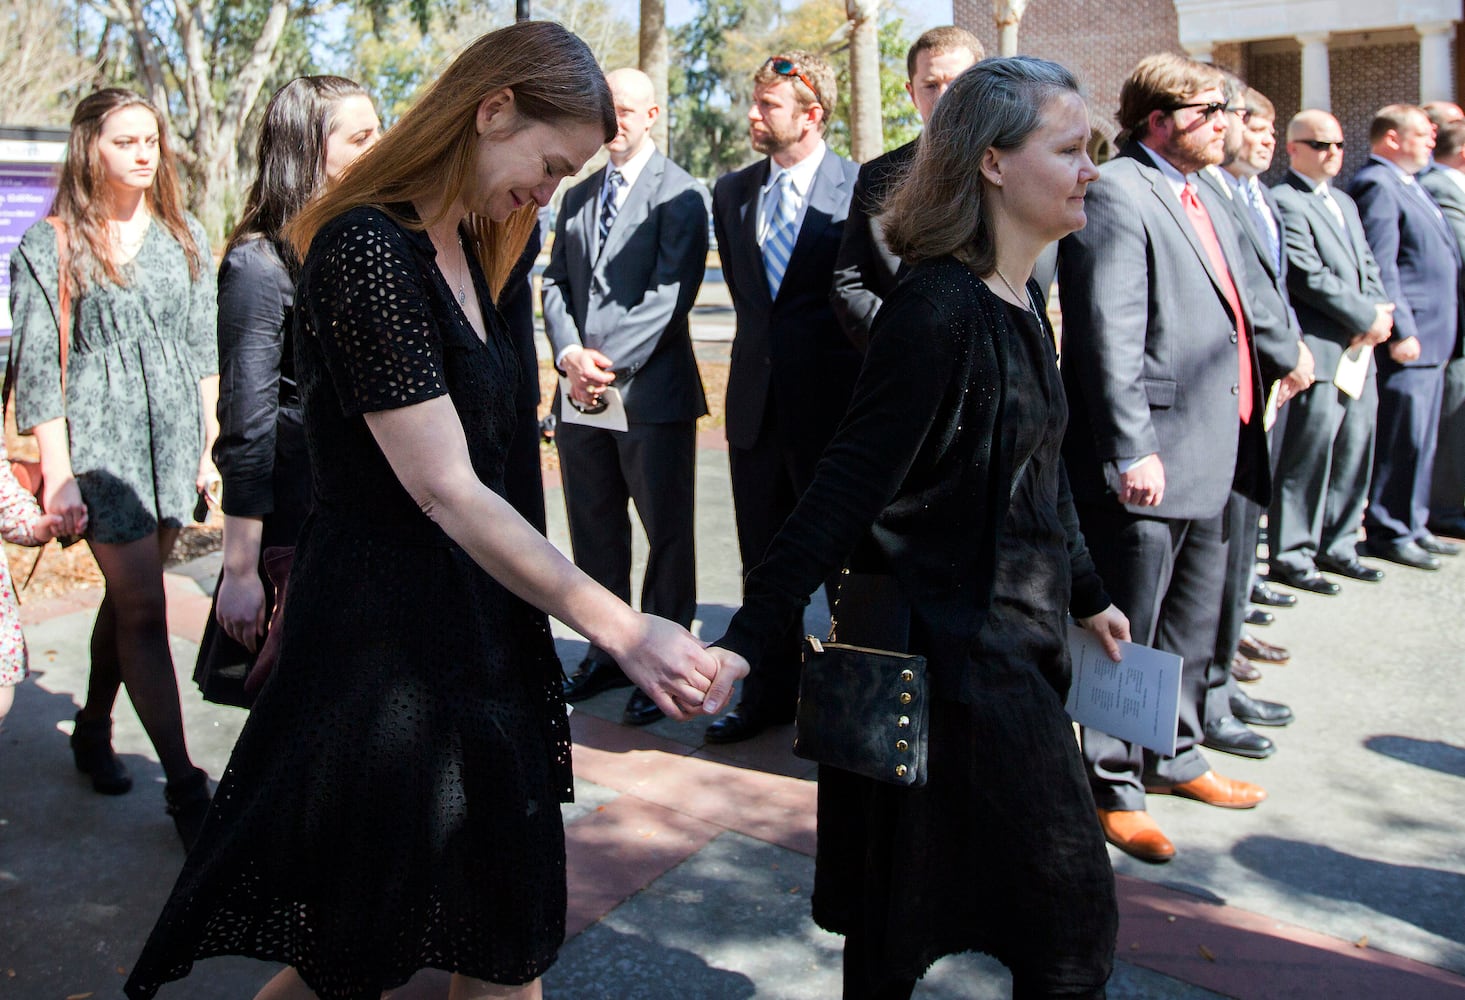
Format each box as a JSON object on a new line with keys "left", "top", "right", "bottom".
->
{"left": 750, "top": 118, "right": 800, "bottom": 156}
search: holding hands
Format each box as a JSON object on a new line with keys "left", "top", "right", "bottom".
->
{"left": 610, "top": 613, "right": 746, "bottom": 720}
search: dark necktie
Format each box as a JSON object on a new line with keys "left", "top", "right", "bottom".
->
{"left": 598, "top": 169, "right": 624, "bottom": 251}
{"left": 1182, "top": 182, "right": 1254, "bottom": 424}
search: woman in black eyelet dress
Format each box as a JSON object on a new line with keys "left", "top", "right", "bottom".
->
{"left": 124, "top": 202, "right": 572, "bottom": 998}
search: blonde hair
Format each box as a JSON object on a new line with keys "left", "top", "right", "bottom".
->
{"left": 883, "top": 56, "right": 1081, "bottom": 276}
{"left": 754, "top": 50, "right": 838, "bottom": 123}
{"left": 287, "top": 21, "right": 613, "bottom": 297}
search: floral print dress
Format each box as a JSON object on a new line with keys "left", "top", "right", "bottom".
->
{"left": 0, "top": 440, "right": 50, "bottom": 686}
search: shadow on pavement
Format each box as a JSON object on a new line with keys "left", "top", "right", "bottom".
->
{"left": 1364, "top": 734, "right": 1465, "bottom": 779}
{"left": 1231, "top": 835, "right": 1465, "bottom": 944}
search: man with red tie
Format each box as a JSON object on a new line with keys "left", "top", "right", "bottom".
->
{"left": 1058, "top": 53, "right": 1273, "bottom": 864}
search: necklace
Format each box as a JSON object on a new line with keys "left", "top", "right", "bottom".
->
{"left": 111, "top": 217, "right": 150, "bottom": 258}
{"left": 993, "top": 266, "right": 1042, "bottom": 325}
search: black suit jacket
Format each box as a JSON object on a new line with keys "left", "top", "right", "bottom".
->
{"left": 1058, "top": 141, "right": 1270, "bottom": 519}
{"left": 1198, "top": 167, "right": 1304, "bottom": 386}
{"left": 713, "top": 148, "right": 861, "bottom": 452}
{"left": 1348, "top": 157, "right": 1460, "bottom": 366}
{"left": 830, "top": 140, "right": 914, "bottom": 349}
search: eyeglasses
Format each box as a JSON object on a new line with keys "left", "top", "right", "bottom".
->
{"left": 766, "top": 57, "right": 821, "bottom": 105}
{"left": 1298, "top": 138, "right": 1345, "bottom": 152}
{"left": 1225, "top": 105, "right": 1252, "bottom": 123}
{"left": 1167, "top": 101, "right": 1228, "bottom": 121}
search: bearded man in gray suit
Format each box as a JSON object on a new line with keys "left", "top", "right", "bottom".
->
{"left": 1059, "top": 53, "right": 1272, "bottom": 865}
{"left": 542, "top": 68, "right": 710, "bottom": 726}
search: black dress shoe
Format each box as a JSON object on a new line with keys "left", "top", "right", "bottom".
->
{"left": 1418, "top": 532, "right": 1460, "bottom": 557}
{"left": 1427, "top": 515, "right": 1465, "bottom": 539}
{"left": 1202, "top": 716, "right": 1275, "bottom": 759}
{"left": 1250, "top": 581, "right": 1297, "bottom": 607}
{"left": 1230, "top": 690, "right": 1294, "bottom": 727}
{"left": 70, "top": 713, "right": 133, "bottom": 795}
{"left": 622, "top": 689, "right": 664, "bottom": 726}
{"left": 1269, "top": 567, "right": 1342, "bottom": 595}
{"left": 1245, "top": 607, "right": 1274, "bottom": 627}
{"left": 164, "top": 767, "right": 211, "bottom": 851}
{"left": 1316, "top": 555, "right": 1385, "bottom": 582}
{"left": 562, "top": 658, "right": 632, "bottom": 702}
{"left": 1362, "top": 539, "right": 1441, "bottom": 571}
{"left": 704, "top": 706, "right": 791, "bottom": 744}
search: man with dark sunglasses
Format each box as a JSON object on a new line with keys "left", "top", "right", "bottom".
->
{"left": 1058, "top": 53, "right": 1272, "bottom": 864}
{"left": 1269, "top": 110, "right": 1393, "bottom": 596}
{"left": 708, "top": 50, "right": 860, "bottom": 743}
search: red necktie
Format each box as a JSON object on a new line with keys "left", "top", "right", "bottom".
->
{"left": 1181, "top": 183, "right": 1253, "bottom": 424}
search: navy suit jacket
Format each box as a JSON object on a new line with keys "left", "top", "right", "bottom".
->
{"left": 1348, "top": 157, "right": 1459, "bottom": 366}
{"left": 1058, "top": 141, "right": 1270, "bottom": 519}
{"left": 713, "top": 148, "right": 860, "bottom": 452}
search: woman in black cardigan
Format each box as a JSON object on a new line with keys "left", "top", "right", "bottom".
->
{"left": 712, "top": 58, "right": 1128, "bottom": 999}
{"left": 194, "top": 76, "right": 379, "bottom": 707}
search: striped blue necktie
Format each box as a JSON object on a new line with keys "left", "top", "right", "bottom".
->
{"left": 598, "top": 169, "right": 623, "bottom": 252}
{"left": 763, "top": 173, "right": 798, "bottom": 296}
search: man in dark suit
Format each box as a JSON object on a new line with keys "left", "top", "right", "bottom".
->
{"left": 1419, "top": 119, "right": 1465, "bottom": 537}
{"left": 1348, "top": 104, "right": 1461, "bottom": 569}
{"left": 1059, "top": 53, "right": 1271, "bottom": 864}
{"left": 1268, "top": 110, "right": 1393, "bottom": 596}
{"left": 1195, "top": 82, "right": 1305, "bottom": 753}
{"left": 830, "top": 25, "right": 981, "bottom": 348}
{"left": 541, "top": 68, "right": 710, "bottom": 726}
{"left": 708, "top": 50, "right": 860, "bottom": 743}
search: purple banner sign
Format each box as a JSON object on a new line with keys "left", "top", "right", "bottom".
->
{"left": 0, "top": 165, "right": 60, "bottom": 339}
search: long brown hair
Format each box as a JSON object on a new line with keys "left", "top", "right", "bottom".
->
{"left": 225, "top": 75, "right": 371, "bottom": 269}
{"left": 287, "top": 20, "right": 614, "bottom": 298}
{"left": 882, "top": 56, "right": 1081, "bottom": 277}
{"left": 49, "top": 88, "right": 205, "bottom": 296}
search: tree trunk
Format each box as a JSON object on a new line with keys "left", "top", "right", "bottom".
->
{"left": 845, "top": 0, "right": 881, "bottom": 162}
{"left": 639, "top": 0, "right": 668, "bottom": 151}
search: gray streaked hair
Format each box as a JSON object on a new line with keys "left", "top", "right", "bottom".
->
{"left": 882, "top": 56, "right": 1082, "bottom": 277}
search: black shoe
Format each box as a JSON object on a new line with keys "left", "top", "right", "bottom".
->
{"left": 1427, "top": 515, "right": 1465, "bottom": 538}
{"left": 1202, "top": 716, "right": 1275, "bottom": 759}
{"left": 1362, "top": 539, "right": 1441, "bottom": 571}
{"left": 621, "top": 689, "right": 664, "bottom": 726}
{"left": 1245, "top": 607, "right": 1274, "bottom": 627}
{"left": 1269, "top": 567, "right": 1342, "bottom": 595}
{"left": 1316, "top": 555, "right": 1385, "bottom": 582}
{"left": 1417, "top": 532, "right": 1460, "bottom": 557}
{"left": 1230, "top": 690, "right": 1294, "bottom": 727}
{"left": 704, "top": 706, "right": 791, "bottom": 745}
{"left": 1250, "top": 581, "right": 1297, "bottom": 607}
{"left": 164, "top": 767, "right": 211, "bottom": 851}
{"left": 70, "top": 714, "right": 133, "bottom": 795}
{"left": 562, "top": 658, "right": 632, "bottom": 702}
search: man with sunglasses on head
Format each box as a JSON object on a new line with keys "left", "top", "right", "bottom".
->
{"left": 1268, "top": 111, "right": 1393, "bottom": 596}
{"left": 830, "top": 26, "right": 982, "bottom": 349}
{"left": 1058, "top": 53, "right": 1272, "bottom": 864}
{"left": 708, "top": 50, "right": 859, "bottom": 743}
{"left": 1348, "top": 105, "right": 1461, "bottom": 571}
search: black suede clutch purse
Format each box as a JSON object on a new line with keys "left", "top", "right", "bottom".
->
{"left": 793, "top": 572, "right": 930, "bottom": 787}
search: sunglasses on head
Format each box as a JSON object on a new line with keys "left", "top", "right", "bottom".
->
{"left": 766, "top": 57, "right": 821, "bottom": 105}
{"left": 1298, "top": 138, "right": 1345, "bottom": 151}
{"left": 1167, "top": 100, "right": 1228, "bottom": 121}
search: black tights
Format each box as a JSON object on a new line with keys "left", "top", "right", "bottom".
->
{"left": 79, "top": 528, "right": 196, "bottom": 783}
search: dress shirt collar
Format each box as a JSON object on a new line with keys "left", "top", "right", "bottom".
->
{"left": 606, "top": 140, "right": 656, "bottom": 195}
{"left": 1441, "top": 163, "right": 1465, "bottom": 198}
{"left": 763, "top": 140, "right": 828, "bottom": 200}
{"left": 1291, "top": 169, "right": 1334, "bottom": 196}
{"left": 1138, "top": 141, "right": 1192, "bottom": 198}
{"left": 1370, "top": 153, "right": 1418, "bottom": 185}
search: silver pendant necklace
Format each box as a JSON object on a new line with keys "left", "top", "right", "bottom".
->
{"left": 993, "top": 266, "right": 1041, "bottom": 325}
{"left": 454, "top": 234, "right": 468, "bottom": 305}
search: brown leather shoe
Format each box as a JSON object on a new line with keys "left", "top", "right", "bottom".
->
{"left": 1238, "top": 633, "right": 1290, "bottom": 663}
{"left": 1147, "top": 770, "right": 1267, "bottom": 809}
{"left": 1097, "top": 809, "right": 1175, "bottom": 863}
{"left": 1230, "top": 653, "right": 1262, "bottom": 683}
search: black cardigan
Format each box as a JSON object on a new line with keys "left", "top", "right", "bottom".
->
{"left": 716, "top": 256, "right": 1110, "bottom": 704}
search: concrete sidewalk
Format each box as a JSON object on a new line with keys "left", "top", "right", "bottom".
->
{"left": 2, "top": 434, "right": 1464, "bottom": 999}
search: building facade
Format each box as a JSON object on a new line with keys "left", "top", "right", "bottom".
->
{"left": 953, "top": 0, "right": 1463, "bottom": 181}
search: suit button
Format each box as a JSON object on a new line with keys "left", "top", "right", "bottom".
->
{"left": 1230, "top": 334, "right": 1239, "bottom": 344}
{"left": 1231, "top": 385, "right": 1240, "bottom": 395}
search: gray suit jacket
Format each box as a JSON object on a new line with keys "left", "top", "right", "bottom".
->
{"left": 1198, "top": 166, "right": 1303, "bottom": 384}
{"left": 1271, "top": 172, "right": 1387, "bottom": 380}
{"left": 541, "top": 149, "right": 710, "bottom": 423}
{"left": 1420, "top": 167, "right": 1465, "bottom": 360}
{"left": 1058, "top": 141, "right": 1270, "bottom": 519}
